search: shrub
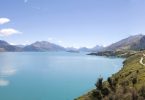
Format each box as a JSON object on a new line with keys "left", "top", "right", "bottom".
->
{"left": 101, "top": 87, "right": 110, "bottom": 96}
{"left": 108, "top": 93, "right": 116, "bottom": 100}
{"left": 139, "top": 85, "right": 145, "bottom": 98}
{"left": 92, "top": 90, "right": 102, "bottom": 99}
{"left": 95, "top": 77, "right": 103, "bottom": 90}
{"left": 136, "top": 70, "right": 139, "bottom": 74}
{"left": 130, "top": 88, "right": 138, "bottom": 100}
{"left": 132, "top": 77, "right": 137, "bottom": 86}
{"left": 107, "top": 77, "right": 117, "bottom": 92}
{"left": 107, "top": 77, "right": 112, "bottom": 86}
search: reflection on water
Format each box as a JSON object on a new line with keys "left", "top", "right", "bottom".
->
{"left": 0, "top": 79, "right": 9, "bottom": 86}
{"left": 0, "top": 66, "right": 17, "bottom": 86}
{"left": 0, "top": 66, "right": 17, "bottom": 77}
{"left": 0, "top": 55, "right": 17, "bottom": 87}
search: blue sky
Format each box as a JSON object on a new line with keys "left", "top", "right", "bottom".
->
{"left": 0, "top": 0, "right": 145, "bottom": 48}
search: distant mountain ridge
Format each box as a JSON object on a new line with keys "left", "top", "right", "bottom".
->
{"left": 66, "top": 46, "right": 104, "bottom": 52}
{"left": 91, "top": 45, "right": 104, "bottom": 52}
{"left": 78, "top": 47, "right": 91, "bottom": 52}
{"left": 0, "top": 34, "right": 144, "bottom": 52}
{"left": 0, "top": 40, "right": 21, "bottom": 52}
{"left": 105, "top": 34, "right": 145, "bottom": 51}
{"left": 23, "top": 41, "right": 65, "bottom": 51}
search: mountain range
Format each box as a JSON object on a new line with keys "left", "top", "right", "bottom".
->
{"left": 0, "top": 34, "right": 145, "bottom": 52}
{"left": 23, "top": 41, "right": 65, "bottom": 52}
{"left": 104, "top": 34, "right": 145, "bottom": 51}
{"left": 0, "top": 40, "right": 21, "bottom": 52}
{"left": 0, "top": 40, "right": 103, "bottom": 52}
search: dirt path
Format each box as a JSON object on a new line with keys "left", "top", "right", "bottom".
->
{"left": 140, "top": 53, "right": 145, "bottom": 66}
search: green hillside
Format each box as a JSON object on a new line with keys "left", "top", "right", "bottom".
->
{"left": 76, "top": 51, "right": 145, "bottom": 100}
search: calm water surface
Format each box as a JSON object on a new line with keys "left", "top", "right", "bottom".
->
{"left": 0, "top": 52, "right": 124, "bottom": 100}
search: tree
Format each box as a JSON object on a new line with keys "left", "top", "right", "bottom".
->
{"left": 107, "top": 77, "right": 112, "bottom": 86}
{"left": 132, "top": 77, "right": 137, "bottom": 87}
{"left": 95, "top": 77, "right": 103, "bottom": 90}
{"left": 107, "top": 77, "right": 117, "bottom": 92}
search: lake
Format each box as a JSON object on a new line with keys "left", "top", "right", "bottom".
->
{"left": 0, "top": 52, "right": 124, "bottom": 100}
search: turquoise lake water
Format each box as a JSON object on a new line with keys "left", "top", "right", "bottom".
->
{"left": 0, "top": 52, "right": 124, "bottom": 100}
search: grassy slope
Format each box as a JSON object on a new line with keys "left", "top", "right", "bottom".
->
{"left": 112, "top": 51, "right": 145, "bottom": 89}
{"left": 76, "top": 51, "right": 145, "bottom": 100}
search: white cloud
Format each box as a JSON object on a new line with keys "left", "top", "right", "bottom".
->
{"left": 10, "top": 43, "right": 16, "bottom": 45}
{"left": 58, "top": 40, "right": 63, "bottom": 43}
{"left": 25, "top": 40, "right": 30, "bottom": 43}
{"left": 48, "top": 37, "right": 53, "bottom": 41}
{"left": 22, "top": 40, "right": 30, "bottom": 45}
{"left": 0, "top": 18, "right": 10, "bottom": 24}
{"left": 0, "top": 28, "right": 21, "bottom": 36}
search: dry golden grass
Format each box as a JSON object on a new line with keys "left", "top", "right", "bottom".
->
{"left": 76, "top": 51, "right": 145, "bottom": 100}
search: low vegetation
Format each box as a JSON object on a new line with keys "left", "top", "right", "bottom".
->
{"left": 76, "top": 51, "right": 145, "bottom": 100}
{"left": 88, "top": 50, "right": 137, "bottom": 58}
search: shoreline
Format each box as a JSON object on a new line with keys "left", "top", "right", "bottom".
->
{"left": 76, "top": 51, "right": 145, "bottom": 100}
